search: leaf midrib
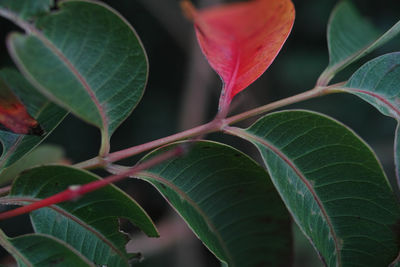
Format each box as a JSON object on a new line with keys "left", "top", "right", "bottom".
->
{"left": 0, "top": 197, "right": 129, "bottom": 263}
{"left": 325, "top": 20, "right": 400, "bottom": 80}
{"left": 342, "top": 87, "right": 400, "bottom": 119}
{"left": 0, "top": 6, "right": 108, "bottom": 133}
{"left": 16, "top": 233, "right": 97, "bottom": 267}
{"left": 138, "top": 171, "right": 234, "bottom": 266}
{"left": 225, "top": 46, "right": 240, "bottom": 99}
{"left": 224, "top": 126, "right": 341, "bottom": 266}
{"left": 29, "top": 24, "right": 108, "bottom": 131}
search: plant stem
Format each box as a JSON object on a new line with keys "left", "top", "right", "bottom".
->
{"left": 0, "top": 146, "right": 184, "bottom": 221}
{"left": 75, "top": 84, "right": 344, "bottom": 169}
{"left": 225, "top": 81, "right": 345, "bottom": 125}
{"left": 74, "top": 120, "right": 220, "bottom": 169}
{"left": 225, "top": 86, "right": 326, "bottom": 125}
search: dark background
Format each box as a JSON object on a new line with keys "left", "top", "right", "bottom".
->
{"left": 0, "top": 0, "right": 399, "bottom": 266}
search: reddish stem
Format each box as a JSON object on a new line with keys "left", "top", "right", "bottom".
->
{"left": 0, "top": 147, "right": 183, "bottom": 221}
{"left": 104, "top": 120, "right": 221, "bottom": 164}
{"left": 75, "top": 84, "right": 341, "bottom": 170}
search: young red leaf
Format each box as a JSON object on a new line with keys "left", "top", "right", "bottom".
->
{"left": 0, "top": 79, "right": 43, "bottom": 136}
{"left": 182, "top": 0, "right": 295, "bottom": 115}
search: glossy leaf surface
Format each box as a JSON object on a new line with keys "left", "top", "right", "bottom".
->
{"left": 6, "top": 0, "right": 148, "bottom": 139}
{"left": 318, "top": 1, "right": 400, "bottom": 85}
{"left": 138, "top": 141, "right": 292, "bottom": 267}
{"left": 0, "top": 230, "right": 94, "bottom": 267}
{"left": 7, "top": 165, "right": 158, "bottom": 266}
{"left": 227, "top": 110, "right": 400, "bottom": 266}
{"left": 184, "top": 0, "right": 295, "bottom": 103}
{"left": 0, "top": 69, "right": 67, "bottom": 171}
{"left": 0, "top": 0, "right": 52, "bottom": 20}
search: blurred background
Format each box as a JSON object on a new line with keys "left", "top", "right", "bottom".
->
{"left": 0, "top": 0, "right": 399, "bottom": 266}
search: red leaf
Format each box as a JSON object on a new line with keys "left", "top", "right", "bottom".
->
{"left": 182, "top": 0, "right": 295, "bottom": 114}
{"left": 0, "top": 79, "right": 43, "bottom": 136}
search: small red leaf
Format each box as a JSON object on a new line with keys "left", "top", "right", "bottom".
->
{"left": 183, "top": 0, "right": 295, "bottom": 114}
{"left": 0, "top": 79, "right": 43, "bottom": 136}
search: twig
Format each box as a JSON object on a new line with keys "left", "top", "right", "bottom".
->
{"left": 75, "top": 83, "right": 344, "bottom": 170}
{"left": 0, "top": 147, "right": 184, "bottom": 220}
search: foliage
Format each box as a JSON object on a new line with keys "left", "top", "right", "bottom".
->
{"left": 0, "top": 0, "right": 399, "bottom": 266}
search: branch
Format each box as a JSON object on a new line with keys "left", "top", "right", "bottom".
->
{"left": 224, "top": 84, "right": 342, "bottom": 125}
{"left": 75, "top": 83, "right": 345, "bottom": 169}
{"left": 74, "top": 119, "right": 223, "bottom": 169}
{"left": 0, "top": 146, "right": 184, "bottom": 220}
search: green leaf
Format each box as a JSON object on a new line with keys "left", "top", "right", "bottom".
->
{"left": 0, "top": 0, "right": 53, "bottom": 20}
{"left": 0, "top": 229, "right": 95, "bottom": 267}
{"left": 138, "top": 141, "right": 292, "bottom": 267}
{"left": 30, "top": 208, "right": 135, "bottom": 267}
{"left": 5, "top": 165, "right": 158, "bottom": 266}
{"left": 343, "top": 53, "right": 400, "bottom": 120}
{"left": 339, "top": 52, "right": 400, "bottom": 189}
{"left": 0, "top": 68, "right": 67, "bottom": 171}
{"left": 225, "top": 110, "right": 400, "bottom": 266}
{"left": 0, "top": 144, "right": 64, "bottom": 185}
{"left": 317, "top": 1, "right": 400, "bottom": 85}
{"left": 5, "top": 0, "right": 148, "bottom": 140}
